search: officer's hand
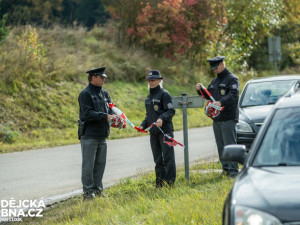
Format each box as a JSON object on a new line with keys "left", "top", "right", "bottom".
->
{"left": 107, "top": 114, "right": 116, "bottom": 123}
{"left": 155, "top": 118, "right": 163, "bottom": 127}
{"left": 196, "top": 83, "right": 201, "bottom": 91}
{"left": 138, "top": 126, "right": 144, "bottom": 130}
{"left": 213, "top": 101, "right": 222, "bottom": 107}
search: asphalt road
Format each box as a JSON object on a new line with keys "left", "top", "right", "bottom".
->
{"left": 0, "top": 126, "right": 217, "bottom": 204}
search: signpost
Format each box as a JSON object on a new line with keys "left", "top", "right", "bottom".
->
{"left": 268, "top": 36, "right": 281, "bottom": 75}
{"left": 172, "top": 93, "right": 204, "bottom": 180}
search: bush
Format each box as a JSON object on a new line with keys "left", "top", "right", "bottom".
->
{"left": 0, "top": 12, "right": 8, "bottom": 42}
{"left": 0, "top": 125, "right": 19, "bottom": 143}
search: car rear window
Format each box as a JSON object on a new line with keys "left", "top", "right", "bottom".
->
{"left": 241, "top": 80, "right": 294, "bottom": 107}
{"left": 253, "top": 108, "right": 300, "bottom": 166}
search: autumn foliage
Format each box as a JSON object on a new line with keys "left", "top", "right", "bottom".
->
{"left": 105, "top": 0, "right": 292, "bottom": 70}
{"left": 107, "top": 0, "right": 223, "bottom": 62}
{"left": 130, "top": 0, "right": 220, "bottom": 60}
{"left": 133, "top": 0, "right": 192, "bottom": 59}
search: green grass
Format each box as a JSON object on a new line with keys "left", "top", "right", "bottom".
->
{"left": 20, "top": 161, "right": 233, "bottom": 225}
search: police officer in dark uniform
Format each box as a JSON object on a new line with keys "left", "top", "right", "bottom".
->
{"left": 139, "top": 70, "right": 176, "bottom": 187}
{"left": 196, "top": 56, "right": 239, "bottom": 178}
{"left": 78, "top": 66, "right": 116, "bottom": 200}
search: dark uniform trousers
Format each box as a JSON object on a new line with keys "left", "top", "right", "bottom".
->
{"left": 150, "top": 133, "right": 176, "bottom": 186}
{"left": 213, "top": 120, "right": 239, "bottom": 175}
{"left": 81, "top": 138, "right": 107, "bottom": 193}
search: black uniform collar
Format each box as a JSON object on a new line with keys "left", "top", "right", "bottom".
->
{"left": 89, "top": 83, "right": 102, "bottom": 92}
{"left": 217, "top": 67, "right": 229, "bottom": 79}
{"left": 150, "top": 85, "right": 161, "bottom": 94}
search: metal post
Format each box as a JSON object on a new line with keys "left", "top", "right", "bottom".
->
{"left": 182, "top": 92, "right": 189, "bottom": 181}
{"left": 274, "top": 60, "right": 278, "bottom": 75}
{"left": 172, "top": 94, "right": 203, "bottom": 181}
{"left": 268, "top": 36, "right": 281, "bottom": 75}
{"left": 273, "top": 39, "right": 278, "bottom": 75}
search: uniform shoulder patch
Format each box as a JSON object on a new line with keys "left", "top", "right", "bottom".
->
{"left": 167, "top": 103, "right": 174, "bottom": 109}
{"left": 232, "top": 84, "right": 238, "bottom": 89}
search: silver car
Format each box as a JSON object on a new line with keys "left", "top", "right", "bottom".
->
{"left": 237, "top": 75, "right": 300, "bottom": 148}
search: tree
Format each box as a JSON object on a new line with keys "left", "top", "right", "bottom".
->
{"left": 0, "top": 0, "right": 109, "bottom": 27}
{"left": 183, "top": 0, "right": 222, "bottom": 65}
{"left": 216, "top": 0, "right": 283, "bottom": 68}
{"left": 71, "top": 0, "right": 109, "bottom": 28}
{"left": 248, "top": 0, "right": 300, "bottom": 71}
{"left": 275, "top": 0, "right": 300, "bottom": 66}
{"left": 0, "top": 0, "right": 64, "bottom": 25}
{"left": 103, "top": 0, "right": 151, "bottom": 44}
{"left": 0, "top": 0, "right": 9, "bottom": 42}
{"left": 132, "top": 0, "right": 192, "bottom": 59}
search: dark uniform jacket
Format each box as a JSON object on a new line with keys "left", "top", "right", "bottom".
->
{"left": 198, "top": 68, "right": 239, "bottom": 121}
{"left": 78, "top": 83, "right": 112, "bottom": 139}
{"left": 141, "top": 86, "right": 175, "bottom": 134}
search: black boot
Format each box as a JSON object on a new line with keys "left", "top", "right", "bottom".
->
{"left": 94, "top": 189, "right": 107, "bottom": 198}
{"left": 83, "top": 191, "right": 95, "bottom": 200}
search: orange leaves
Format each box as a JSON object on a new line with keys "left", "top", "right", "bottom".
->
{"left": 186, "top": 0, "right": 198, "bottom": 6}
{"left": 133, "top": 0, "right": 192, "bottom": 59}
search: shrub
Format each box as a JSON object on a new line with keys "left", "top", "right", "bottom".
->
{"left": 0, "top": 10, "right": 9, "bottom": 42}
{"left": 0, "top": 125, "right": 19, "bottom": 143}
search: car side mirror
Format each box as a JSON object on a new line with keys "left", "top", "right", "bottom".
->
{"left": 222, "top": 144, "right": 248, "bottom": 165}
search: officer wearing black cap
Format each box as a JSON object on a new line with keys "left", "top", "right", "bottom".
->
{"left": 78, "top": 66, "right": 116, "bottom": 200}
{"left": 139, "top": 70, "right": 176, "bottom": 187}
{"left": 196, "top": 56, "right": 239, "bottom": 178}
